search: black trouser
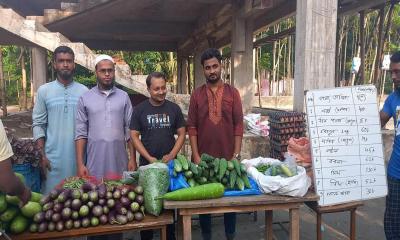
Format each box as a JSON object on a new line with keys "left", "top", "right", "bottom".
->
{"left": 140, "top": 223, "right": 176, "bottom": 240}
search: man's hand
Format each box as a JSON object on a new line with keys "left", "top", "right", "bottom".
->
{"left": 128, "top": 159, "right": 137, "bottom": 171}
{"left": 39, "top": 155, "right": 51, "bottom": 180}
{"left": 77, "top": 164, "right": 89, "bottom": 177}
{"left": 18, "top": 187, "right": 31, "bottom": 207}
{"left": 147, "top": 156, "right": 158, "bottom": 163}
{"left": 193, "top": 154, "right": 201, "bottom": 164}
{"left": 162, "top": 153, "right": 174, "bottom": 163}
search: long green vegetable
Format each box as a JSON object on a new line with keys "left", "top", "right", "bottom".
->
{"left": 158, "top": 183, "right": 224, "bottom": 201}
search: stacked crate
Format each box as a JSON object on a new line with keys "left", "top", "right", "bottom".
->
{"left": 268, "top": 110, "right": 307, "bottom": 160}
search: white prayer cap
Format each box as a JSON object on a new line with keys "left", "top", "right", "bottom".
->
{"left": 95, "top": 54, "right": 115, "bottom": 66}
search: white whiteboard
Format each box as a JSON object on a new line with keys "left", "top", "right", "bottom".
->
{"left": 306, "top": 85, "right": 387, "bottom": 206}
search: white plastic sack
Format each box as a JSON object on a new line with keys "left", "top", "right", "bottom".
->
{"left": 242, "top": 157, "right": 311, "bottom": 197}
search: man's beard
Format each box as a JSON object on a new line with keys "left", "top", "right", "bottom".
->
{"left": 206, "top": 75, "right": 220, "bottom": 84}
{"left": 57, "top": 69, "right": 73, "bottom": 80}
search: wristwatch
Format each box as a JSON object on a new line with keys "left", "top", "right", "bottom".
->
{"left": 234, "top": 153, "right": 241, "bottom": 160}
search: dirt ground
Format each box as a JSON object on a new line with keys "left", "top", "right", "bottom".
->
{"left": 1, "top": 107, "right": 34, "bottom": 138}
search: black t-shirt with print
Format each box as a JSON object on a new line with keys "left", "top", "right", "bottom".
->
{"left": 130, "top": 99, "right": 185, "bottom": 165}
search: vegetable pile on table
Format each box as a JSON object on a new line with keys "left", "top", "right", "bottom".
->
{"left": 0, "top": 173, "right": 43, "bottom": 234}
{"left": 28, "top": 178, "right": 145, "bottom": 234}
{"left": 255, "top": 163, "right": 297, "bottom": 177}
{"left": 172, "top": 153, "right": 252, "bottom": 191}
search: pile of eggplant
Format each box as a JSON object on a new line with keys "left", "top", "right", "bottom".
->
{"left": 29, "top": 182, "right": 145, "bottom": 233}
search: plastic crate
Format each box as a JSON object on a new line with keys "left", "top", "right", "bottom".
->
{"left": 12, "top": 163, "right": 41, "bottom": 192}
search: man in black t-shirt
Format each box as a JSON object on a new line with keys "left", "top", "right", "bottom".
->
{"left": 130, "top": 72, "right": 185, "bottom": 240}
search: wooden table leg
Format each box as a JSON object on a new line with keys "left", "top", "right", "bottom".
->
{"left": 177, "top": 212, "right": 183, "bottom": 240}
{"left": 350, "top": 209, "right": 356, "bottom": 240}
{"left": 160, "top": 225, "right": 167, "bottom": 240}
{"left": 265, "top": 210, "right": 273, "bottom": 240}
{"left": 289, "top": 208, "right": 300, "bottom": 240}
{"left": 182, "top": 215, "right": 192, "bottom": 240}
{"left": 316, "top": 212, "right": 322, "bottom": 240}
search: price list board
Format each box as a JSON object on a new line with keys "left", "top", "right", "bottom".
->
{"left": 306, "top": 85, "right": 387, "bottom": 206}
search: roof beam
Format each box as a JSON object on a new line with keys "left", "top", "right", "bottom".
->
{"left": 338, "top": 0, "right": 391, "bottom": 16}
{"left": 47, "top": 0, "right": 161, "bottom": 33}
{"left": 82, "top": 39, "right": 177, "bottom": 52}
{"left": 87, "top": 21, "right": 193, "bottom": 39}
{"left": 253, "top": 27, "right": 295, "bottom": 47}
{"left": 178, "top": 3, "right": 232, "bottom": 53}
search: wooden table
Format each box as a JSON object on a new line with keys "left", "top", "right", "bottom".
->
{"left": 10, "top": 211, "right": 173, "bottom": 240}
{"left": 164, "top": 192, "right": 319, "bottom": 240}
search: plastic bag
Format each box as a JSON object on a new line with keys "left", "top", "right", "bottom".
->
{"left": 223, "top": 177, "right": 261, "bottom": 196}
{"left": 138, "top": 162, "right": 170, "bottom": 216}
{"left": 282, "top": 152, "right": 298, "bottom": 175}
{"left": 167, "top": 161, "right": 189, "bottom": 191}
{"left": 243, "top": 157, "right": 311, "bottom": 197}
{"left": 287, "top": 137, "right": 312, "bottom": 167}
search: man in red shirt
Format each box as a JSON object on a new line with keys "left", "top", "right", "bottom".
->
{"left": 187, "top": 48, "right": 243, "bottom": 240}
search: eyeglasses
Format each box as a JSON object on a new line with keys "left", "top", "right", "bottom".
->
{"left": 97, "top": 68, "right": 114, "bottom": 74}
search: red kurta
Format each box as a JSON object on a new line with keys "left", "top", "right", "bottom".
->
{"left": 187, "top": 83, "right": 244, "bottom": 160}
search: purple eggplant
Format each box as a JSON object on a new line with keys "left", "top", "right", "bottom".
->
{"left": 98, "top": 198, "right": 106, "bottom": 206}
{"left": 99, "top": 214, "right": 108, "bottom": 225}
{"left": 64, "top": 219, "right": 73, "bottom": 230}
{"left": 61, "top": 207, "right": 72, "bottom": 220}
{"left": 120, "top": 197, "right": 130, "bottom": 207}
{"left": 92, "top": 205, "right": 103, "bottom": 217}
{"left": 71, "top": 199, "right": 82, "bottom": 210}
{"left": 56, "top": 221, "right": 64, "bottom": 232}
{"left": 115, "top": 214, "right": 128, "bottom": 225}
{"left": 126, "top": 210, "right": 134, "bottom": 222}
{"left": 113, "top": 189, "right": 121, "bottom": 199}
{"left": 135, "top": 195, "right": 144, "bottom": 205}
{"left": 38, "top": 222, "right": 48, "bottom": 233}
{"left": 45, "top": 209, "right": 54, "bottom": 221}
{"left": 53, "top": 202, "right": 63, "bottom": 213}
{"left": 97, "top": 183, "right": 107, "bottom": 199}
{"left": 107, "top": 199, "right": 115, "bottom": 208}
{"left": 51, "top": 213, "right": 61, "bottom": 222}
{"left": 81, "top": 217, "right": 90, "bottom": 228}
{"left": 73, "top": 220, "right": 81, "bottom": 229}
{"left": 42, "top": 202, "right": 54, "bottom": 212}
{"left": 88, "top": 191, "right": 98, "bottom": 203}
{"left": 33, "top": 212, "right": 45, "bottom": 223}
{"left": 39, "top": 194, "right": 51, "bottom": 206}
{"left": 134, "top": 212, "right": 144, "bottom": 221}
{"left": 47, "top": 222, "right": 56, "bottom": 231}
{"left": 81, "top": 182, "right": 96, "bottom": 193}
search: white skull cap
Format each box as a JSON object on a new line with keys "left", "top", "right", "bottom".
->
{"left": 95, "top": 54, "right": 114, "bottom": 66}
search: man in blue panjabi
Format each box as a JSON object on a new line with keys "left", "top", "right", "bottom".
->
{"left": 32, "top": 46, "right": 88, "bottom": 194}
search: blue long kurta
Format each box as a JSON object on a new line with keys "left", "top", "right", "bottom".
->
{"left": 32, "top": 80, "right": 88, "bottom": 194}
{"left": 75, "top": 86, "right": 133, "bottom": 180}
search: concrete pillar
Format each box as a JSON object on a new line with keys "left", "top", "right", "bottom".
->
{"left": 31, "top": 47, "right": 47, "bottom": 103}
{"left": 177, "top": 55, "right": 189, "bottom": 94}
{"left": 194, "top": 49, "right": 205, "bottom": 89}
{"left": 293, "top": 0, "right": 337, "bottom": 111}
{"left": 231, "top": 8, "right": 254, "bottom": 113}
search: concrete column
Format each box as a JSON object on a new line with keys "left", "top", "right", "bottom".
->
{"left": 194, "top": 49, "right": 205, "bottom": 89}
{"left": 293, "top": 0, "right": 338, "bottom": 111}
{"left": 31, "top": 47, "right": 47, "bottom": 104}
{"left": 231, "top": 9, "right": 254, "bottom": 113}
{"left": 177, "top": 55, "right": 189, "bottom": 94}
